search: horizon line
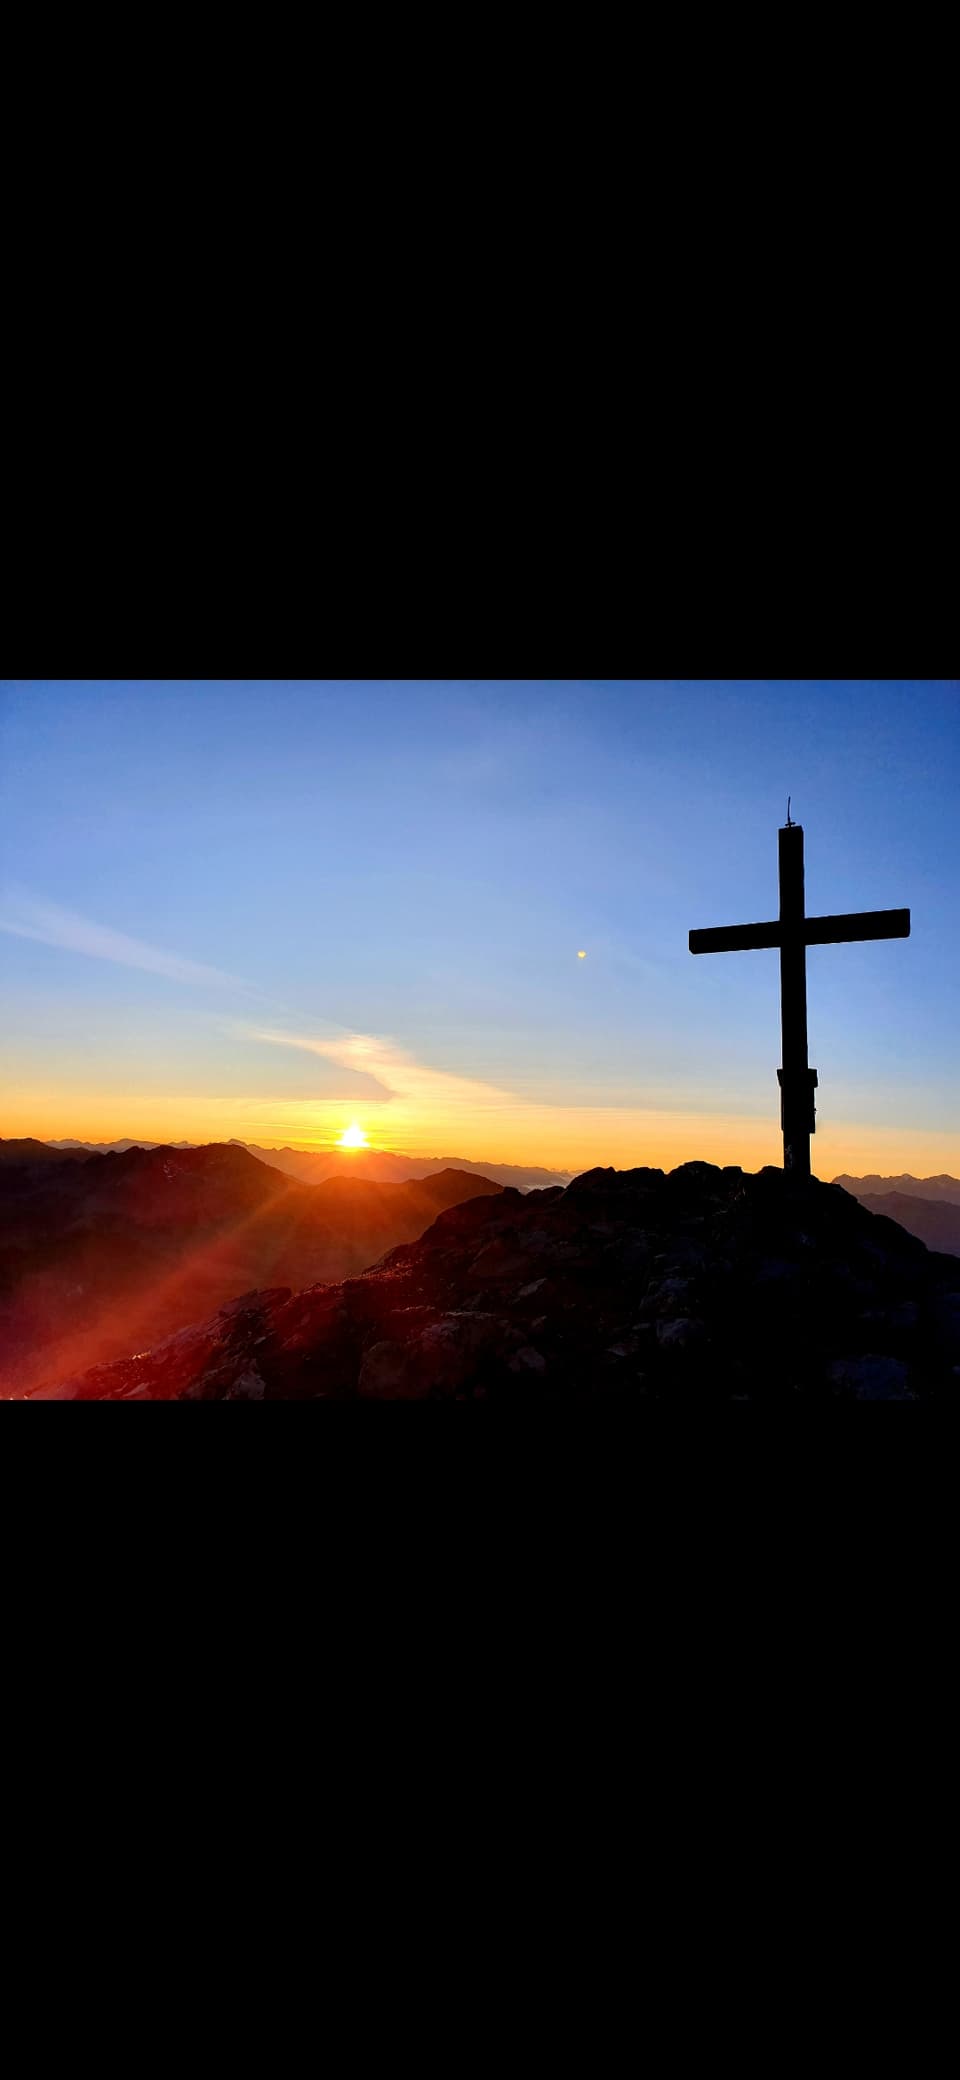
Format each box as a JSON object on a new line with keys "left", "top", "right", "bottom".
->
{"left": 5, "top": 1131, "right": 958, "bottom": 1188}
{"left": 10, "top": 1131, "right": 579, "bottom": 1170}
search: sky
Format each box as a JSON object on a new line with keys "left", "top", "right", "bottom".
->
{"left": 1, "top": 680, "right": 957, "bottom": 1178}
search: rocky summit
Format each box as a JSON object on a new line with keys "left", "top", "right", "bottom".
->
{"left": 33, "top": 1162, "right": 960, "bottom": 1402}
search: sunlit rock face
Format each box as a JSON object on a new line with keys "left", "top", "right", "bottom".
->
{"left": 36, "top": 1164, "right": 960, "bottom": 1401}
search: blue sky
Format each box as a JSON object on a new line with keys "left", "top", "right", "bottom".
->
{"left": 1, "top": 680, "right": 957, "bottom": 1173}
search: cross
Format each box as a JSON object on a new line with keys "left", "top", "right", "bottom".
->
{"left": 689, "top": 808, "right": 910, "bottom": 1179}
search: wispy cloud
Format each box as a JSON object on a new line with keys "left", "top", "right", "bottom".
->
{"left": 238, "top": 1023, "right": 517, "bottom": 1117}
{"left": 0, "top": 889, "right": 246, "bottom": 989}
{"left": 228, "top": 1020, "right": 795, "bottom": 1171}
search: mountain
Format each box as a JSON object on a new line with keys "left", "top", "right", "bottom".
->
{"left": 0, "top": 1138, "right": 92, "bottom": 1164}
{"left": 0, "top": 1142, "right": 501, "bottom": 1395}
{"left": 832, "top": 1174, "right": 960, "bottom": 1206}
{"left": 35, "top": 1164, "right": 960, "bottom": 1401}
{"left": 35, "top": 1136, "right": 571, "bottom": 1189}
{"left": 46, "top": 1138, "right": 196, "bottom": 1154}
{"left": 855, "top": 1193, "right": 960, "bottom": 1259}
{"left": 226, "top": 1141, "right": 573, "bottom": 1192}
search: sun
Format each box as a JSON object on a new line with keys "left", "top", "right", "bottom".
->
{"left": 338, "top": 1123, "right": 369, "bottom": 1149}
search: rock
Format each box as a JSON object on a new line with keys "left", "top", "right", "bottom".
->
{"left": 617, "top": 1235, "right": 653, "bottom": 1273}
{"left": 656, "top": 1317, "right": 707, "bottom": 1351}
{"left": 754, "top": 1258, "right": 796, "bottom": 1287}
{"left": 655, "top": 1276, "right": 695, "bottom": 1306}
{"left": 217, "top": 1287, "right": 292, "bottom": 1321}
{"left": 358, "top": 1340, "right": 414, "bottom": 1398}
{"left": 224, "top": 1366, "right": 266, "bottom": 1401}
{"left": 467, "top": 1236, "right": 532, "bottom": 1281}
{"left": 564, "top": 1168, "right": 620, "bottom": 1196}
{"left": 508, "top": 1346, "right": 546, "bottom": 1375}
{"left": 931, "top": 1294, "right": 960, "bottom": 1361}
{"left": 638, "top": 1277, "right": 696, "bottom": 1322}
{"left": 826, "top": 1354, "right": 912, "bottom": 1400}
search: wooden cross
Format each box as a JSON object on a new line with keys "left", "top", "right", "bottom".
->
{"left": 689, "top": 809, "right": 910, "bottom": 1179}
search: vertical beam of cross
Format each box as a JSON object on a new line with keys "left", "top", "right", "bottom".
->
{"left": 777, "top": 823, "right": 815, "bottom": 1178}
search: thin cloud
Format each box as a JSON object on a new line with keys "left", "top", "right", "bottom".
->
{"left": 0, "top": 890, "right": 246, "bottom": 989}
{"left": 240, "top": 1023, "right": 517, "bottom": 1115}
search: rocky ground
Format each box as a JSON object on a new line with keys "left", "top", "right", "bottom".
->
{"left": 29, "top": 1162, "right": 960, "bottom": 1401}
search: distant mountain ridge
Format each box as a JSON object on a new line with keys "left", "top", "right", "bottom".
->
{"left": 851, "top": 1194, "right": 960, "bottom": 1260}
{"left": 227, "top": 1140, "right": 573, "bottom": 1192}
{"left": 832, "top": 1175, "right": 960, "bottom": 1259}
{"left": 20, "top": 1135, "right": 572, "bottom": 1191}
{"left": 0, "top": 1138, "right": 92, "bottom": 1165}
{"left": 832, "top": 1174, "right": 960, "bottom": 1205}
{"left": 46, "top": 1138, "right": 195, "bottom": 1154}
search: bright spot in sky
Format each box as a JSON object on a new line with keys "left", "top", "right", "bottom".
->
{"left": 577, "top": 950, "right": 587, "bottom": 959}
{"left": 338, "top": 1123, "right": 368, "bottom": 1148}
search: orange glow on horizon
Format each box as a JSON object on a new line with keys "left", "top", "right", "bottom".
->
{"left": 6, "top": 1078, "right": 960, "bottom": 1182}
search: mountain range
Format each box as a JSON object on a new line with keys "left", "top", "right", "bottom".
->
{"left": 842, "top": 1194, "right": 960, "bottom": 1260}
{"left": 0, "top": 1141, "right": 501, "bottom": 1396}
{"left": 35, "top": 1162, "right": 960, "bottom": 1401}
{"left": 0, "top": 1138, "right": 93, "bottom": 1164}
{"left": 832, "top": 1174, "right": 960, "bottom": 1204}
{"left": 226, "top": 1141, "right": 573, "bottom": 1191}
{"left": 46, "top": 1138, "right": 195, "bottom": 1155}
{"left": 35, "top": 1137, "right": 572, "bottom": 1192}
{"left": 830, "top": 1175, "right": 960, "bottom": 1259}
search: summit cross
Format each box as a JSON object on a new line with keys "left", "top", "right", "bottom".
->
{"left": 689, "top": 810, "right": 910, "bottom": 1179}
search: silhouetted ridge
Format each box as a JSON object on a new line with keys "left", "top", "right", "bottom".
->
{"left": 0, "top": 1138, "right": 92, "bottom": 1165}
{"left": 40, "top": 1163, "right": 960, "bottom": 1400}
{"left": 46, "top": 1138, "right": 197, "bottom": 1153}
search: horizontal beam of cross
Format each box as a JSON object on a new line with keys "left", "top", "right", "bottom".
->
{"left": 689, "top": 907, "right": 910, "bottom": 955}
